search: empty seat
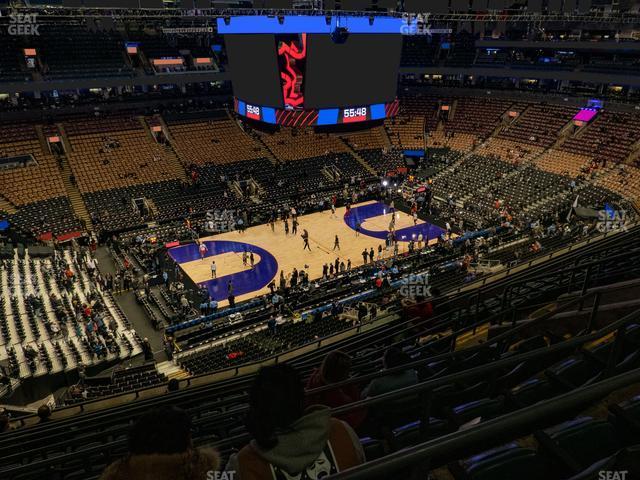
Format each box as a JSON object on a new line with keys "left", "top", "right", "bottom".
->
{"left": 450, "top": 443, "right": 549, "bottom": 480}
{"left": 535, "top": 417, "right": 621, "bottom": 475}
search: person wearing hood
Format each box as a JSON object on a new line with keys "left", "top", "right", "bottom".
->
{"left": 226, "top": 364, "right": 364, "bottom": 480}
{"left": 100, "top": 406, "right": 219, "bottom": 480}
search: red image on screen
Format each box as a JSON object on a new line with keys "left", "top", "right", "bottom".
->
{"left": 278, "top": 33, "right": 307, "bottom": 108}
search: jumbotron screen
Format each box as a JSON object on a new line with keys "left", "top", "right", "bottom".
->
{"left": 225, "top": 34, "right": 283, "bottom": 108}
{"left": 303, "top": 34, "right": 402, "bottom": 109}
{"left": 221, "top": 16, "right": 404, "bottom": 125}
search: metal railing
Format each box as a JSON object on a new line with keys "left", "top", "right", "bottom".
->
{"left": 2, "top": 299, "right": 639, "bottom": 477}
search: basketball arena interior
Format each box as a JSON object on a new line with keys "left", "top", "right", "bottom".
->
{"left": 1, "top": 1, "right": 640, "bottom": 479}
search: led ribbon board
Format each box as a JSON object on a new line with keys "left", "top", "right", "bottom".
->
{"left": 234, "top": 98, "right": 399, "bottom": 126}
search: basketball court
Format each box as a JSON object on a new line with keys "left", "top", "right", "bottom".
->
{"left": 169, "top": 201, "right": 446, "bottom": 306}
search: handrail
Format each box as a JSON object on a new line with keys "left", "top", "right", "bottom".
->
{"left": 9, "top": 232, "right": 636, "bottom": 428}
{"left": 306, "top": 289, "right": 594, "bottom": 396}
{"left": 328, "top": 367, "right": 640, "bottom": 479}
{"left": 2, "top": 304, "right": 638, "bottom": 475}
{"left": 5, "top": 224, "right": 637, "bottom": 426}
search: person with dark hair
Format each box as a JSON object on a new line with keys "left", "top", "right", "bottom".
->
{"left": 100, "top": 406, "right": 219, "bottom": 480}
{"left": 167, "top": 378, "right": 180, "bottom": 393}
{"left": 0, "top": 414, "right": 11, "bottom": 433}
{"left": 361, "top": 347, "right": 418, "bottom": 398}
{"left": 37, "top": 404, "right": 51, "bottom": 423}
{"left": 226, "top": 364, "right": 364, "bottom": 480}
{"left": 306, "top": 351, "right": 366, "bottom": 429}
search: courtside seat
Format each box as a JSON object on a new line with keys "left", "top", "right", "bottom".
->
{"left": 449, "top": 443, "right": 549, "bottom": 480}
{"left": 535, "top": 417, "right": 621, "bottom": 475}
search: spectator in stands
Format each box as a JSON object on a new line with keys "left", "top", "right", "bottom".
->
{"left": 167, "top": 379, "right": 180, "bottom": 393}
{"left": 402, "top": 294, "right": 433, "bottom": 328}
{"left": 226, "top": 364, "right": 364, "bottom": 479}
{"left": 305, "top": 351, "right": 366, "bottom": 429}
{"left": 362, "top": 347, "right": 418, "bottom": 398}
{"left": 37, "top": 404, "right": 52, "bottom": 423}
{"left": 142, "top": 338, "right": 154, "bottom": 361}
{"left": 0, "top": 414, "right": 11, "bottom": 433}
{"left": 100, "top": 406, "right": 219, "bottom": 480}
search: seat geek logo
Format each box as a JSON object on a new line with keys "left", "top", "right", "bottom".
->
{"left": 400, "top": 13, "right": 452, "bottom": 36}
{"left": 596, "top": 208, "right": 627, "bottom": 233}
{"left": 599, "top": 471, "right": 628, "bottom": 480}
{"left": 7, "top": 13, "right": 40, "bottom": 36}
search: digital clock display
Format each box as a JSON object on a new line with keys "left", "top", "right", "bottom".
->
{"left": 342, "top": 107, "right": 368, "bottom": 123}
{"left": 246, "top": 104, "right": 261, "bottom": 120}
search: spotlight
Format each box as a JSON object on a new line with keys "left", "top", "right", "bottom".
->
{"left": 382, "top": 180, "right": 388, "bottom": 187}
{"left": 330, "top": 26, "right": 349, "bottom": 44}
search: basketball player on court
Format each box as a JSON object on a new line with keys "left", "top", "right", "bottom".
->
{"left": 333, "top": 235, "right": 340, "bottom": 250}
{"left": 199, "top": 242, "right": 208, "bottom": 261}
{"left": 302, "top": 229, "right": 311, "bottom": 251}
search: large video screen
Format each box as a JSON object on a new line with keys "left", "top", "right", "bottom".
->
{"left": 303, "top": 34, "right": 403, "bottom": 109}
{"left": 225, "top": 34, "right": 283, "bottom": 108}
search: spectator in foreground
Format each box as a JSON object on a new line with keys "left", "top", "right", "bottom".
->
{"left": 306, "top": 351, "right": 366, "bottom": 429}
{"left": 167, "top": 378, "right": 180, "bottom": 393}
{"left": 37, "top": 404, "right": 51, "bottom": 423}
{"left": 226, "top": 364, "right": 364, "bottom": 480}
{"left": 100, "top": 406, "right": 219, "bottom": 480}
{"left": 0, "top": 414, "right": 11, "bottom": 433}
{"left": 362, "top": 347, "right": 418, "bottom": 398}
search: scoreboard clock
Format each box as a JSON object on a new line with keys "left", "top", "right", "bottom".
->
{"left": 341, "top": 107, "right": 369, "bottom": 123}
{"left": 246, "top": 104, "right": 261, "bottom": 120}
{"left": 234, "top": 97, "right": 399, "bottom": 126}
